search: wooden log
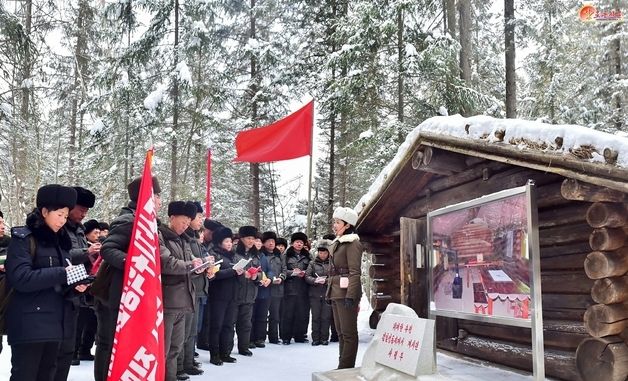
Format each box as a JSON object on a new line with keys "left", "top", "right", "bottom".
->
{"left": 584, "top": 248, "right": 628, "bottom": 279}
{"left": 370, "top": 293, "right": 400, "bottom": 310}
{"left": 543, "top": 293, "right": 595, "bottom": 310}
{"left": 584, "top": 303, "right": 628, "bottom": 337}
{"left": 417, "top": 161, "right": 512, "bottom": 198}
{"left": 541, "top": 270, "right": 595, "bottom": 294}
{"left": 591, "top": 276, "right": 628, "bottom": 304}
{"left": 576, "top": 336, "right": 628, "bottom": 381}
{"left": 360, "top": 235, "right": 395, "bottom": 245}
{"left": 370, "top": 254, "right": 398, "bottom": 266}
{"left": 561, "top": 178, "right": 626, "bottom": 203}
{"left": 541, "top": 241, "right": 592, "bottom": 258}
{"left": 413, "top": 147, "right": 468, "bottom": 175}
{"left": 538, "top": 203, "right": 590, "bottom": 228}
{"left": 371, "top": 279, "right": 400, "bottom": 294}
{"left": 590, "top": 227, "right": 627, "bottom": 251}
{"left": 458, "top": 319, "right": 588, "bottom": 351}
{"left": 541, "top": 252, "right": 587, "bottom": 270}
{"left": 586, "top": 202, "right": 628, "bottom": 228}
{"left": 537, "top": 182, "right": 571, "bottom": 209}
{"left": 368, "top": 264, "right": 400, "bottom": 279}
{"left": 453, "top": 335, "right": 582, "bottom": 381}
{"left": 540, "top": 223, "right": 593, "bottom": 247}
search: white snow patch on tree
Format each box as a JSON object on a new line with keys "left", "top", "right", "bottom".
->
{"left": 359, "top": 129, "right": 374, "bottom": 139}
{"left": 176, "top": 62, "right": 192, "bottom": 85}
{"left": 144, "top": 83, "right": 168, "bottom": 111}
{"left": 438, "top": 106, "right": 448, "bottom": 116}
{"left": 88, "top": 118, "right": 105, "bottom": 135}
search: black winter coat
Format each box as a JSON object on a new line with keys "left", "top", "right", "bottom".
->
{"left": 185, "top": 227, "right": 209, "bottom": 297}
{"left": 263, "top": 248, "right": 286, "bottom": 298}
{"left": 159, "top": 225, "right": 195, "bottom": 313}
{"left": 5, "top": 216, "right": 81, "bottom": 345}
{"left": 207, "top": 247, "right": 239, "bottom": 301}
{"left": 234, "top": 246, "right": 261, "bottom": 304}
{"left": 283, "top": 247, "right": 310, "bottom": 296}
{"left": 305, "top": 256, "right": 331, "bottom": 299}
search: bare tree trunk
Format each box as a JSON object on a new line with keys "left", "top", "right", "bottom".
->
{"left": 170, "top": 0, "right": 180, "bottom": 200}
{"left": 338, "top": 111, "right": 347, "bottom": 207}
{"left": 504, "top": 0, "right": 517, "bottom": 118}
{"left": 610, "top": 0, "right": 622, "bottom": 129}
{"left": 457, "top": 0, "right": 472, "bottom": 116}
{"left": 250, "top": 0, "right": 260, "bottom": 226}
{"left": 124, "top": 3, "right": 132, "bottom": 186}
{"left": 445, "top": 0, "right": 456, "bottom": 39}
{"left": 397, "top": 6, "right": 404, "bottom": 142}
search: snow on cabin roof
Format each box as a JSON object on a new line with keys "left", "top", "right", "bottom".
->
{"left": 355, "top": 114, "right": 628, "bottom": 216}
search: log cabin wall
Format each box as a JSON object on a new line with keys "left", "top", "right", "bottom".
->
{"left": 360, "top": 159, "right": 624, "bottom": 381}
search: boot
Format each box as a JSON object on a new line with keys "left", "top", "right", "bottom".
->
{"left": 210, "top": 354, "right": 223, "bottom": 366}
{"left": 220, "top": 354, "right": 237, "bottom": 363}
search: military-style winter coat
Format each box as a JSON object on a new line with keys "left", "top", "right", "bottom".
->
{"left": 263, "top": 248, "right": 286, "bottom": 298}
{"left": 5, "top": 216, "right": 81, "bottom": 345}
{"left": 207, "top": 246, "right": 239, "bottom": 301}
{"left": 284, "top": 247, "right": 310, "bottom": 296}
{"left": 305, "top": 255, "right": 331, "bottom": 299}
{"left": 159, "top": 225, "right": 196, "bottom": 313}
{"left": 326, "top": 234, "right": 362, "bottom": 302}
{"left": 185, "top": 227, "right": 209, "bottom": 297}
{"left": 234, "top": 247, "right": 262, "bottom": 304}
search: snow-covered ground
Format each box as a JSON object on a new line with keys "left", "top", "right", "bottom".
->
{"left": 0, "top": 296, "right": 540, "bottom": 380}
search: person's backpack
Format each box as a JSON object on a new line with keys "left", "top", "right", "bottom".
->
{"left": 0, "top": 236, "right": 36, "bottom": 335}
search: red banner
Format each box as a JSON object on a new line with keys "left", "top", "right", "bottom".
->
{"left": 234, "top": 100, "right": 313, "bottom": 163}
{"left": 108, "top": 149, "right": 165, "bottom": 381}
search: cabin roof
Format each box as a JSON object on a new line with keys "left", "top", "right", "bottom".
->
{"left": 355, "top": 115, "right": 628, "bottom": 230}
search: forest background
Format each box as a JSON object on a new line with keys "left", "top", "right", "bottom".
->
{"left": 0, "top": 0, "right": 625, "bottom": 238}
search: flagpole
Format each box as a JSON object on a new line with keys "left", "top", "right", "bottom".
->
{"left": 306, "top": 101, "right": 314, "bottom": 239}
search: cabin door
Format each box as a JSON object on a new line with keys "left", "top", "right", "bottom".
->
{"left": 400, "top": 216, "right": 428, "bottom": 318}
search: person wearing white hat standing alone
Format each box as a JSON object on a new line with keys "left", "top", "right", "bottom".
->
{"left": 326, "top": 207, "right": 362, "bottom": 369}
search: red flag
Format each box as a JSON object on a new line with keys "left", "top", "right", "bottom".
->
{"left": 206, "top": 148, "right": 211, "bottom": 218}
{"left": 108, "top": 149, "right": 165, "bottom": 381}
{"left": 234, "top": 100, "right": 313, "bottom": 162}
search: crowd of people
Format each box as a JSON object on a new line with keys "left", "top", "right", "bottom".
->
{"left": 0, "top": 176, "right": 364, "bottom": 381}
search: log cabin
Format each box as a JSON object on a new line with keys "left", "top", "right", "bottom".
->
{"left": 355, "top": 115, "right": 628, "bottom": 381}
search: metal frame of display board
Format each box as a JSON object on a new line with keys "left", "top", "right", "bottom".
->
{"left": 427, "top": 181, "right": 544, "bottom": 380}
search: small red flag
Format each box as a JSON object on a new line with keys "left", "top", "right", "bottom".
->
{"left": 108, "top": 149, "right": 165, "bottom": 381}
{"left": 234, "top": 100, "right": 313, "bottom": 162}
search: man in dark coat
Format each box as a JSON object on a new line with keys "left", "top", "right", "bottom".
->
{"left": 94, "top": 176, "right": 161, "bottom": 381}
{"left": 259, "top": 231, "right": 286, "bottom": 345}
{"left": 250, "top": 232, "right": 273, "bottom": 348}
{"left": 54, "top": 186, "right": 96, "bottom": 380}
{"left": 198, "top": 218, "right": 223, "bottom": 350}
{"left": 305, "top": 239, "right": 333, "bottom": 345}
{"left": 159, "top": 201, "right": 205, "bottom": 381}
{"left": 177, "top": 201, "right": 207, "bottom": 377}
{"left": 281, "top": 232, "right": 311, "bottom": 344}
{"left": 0, "top": 210, "right": 8, "bottom": 354}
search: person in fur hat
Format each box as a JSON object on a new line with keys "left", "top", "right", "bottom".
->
{"left": 249, "top": 231, "right": 275, "bottom": 348}
{"left": 5, "top": 184, "right": 89, "bottom": 381}
{"left": 326, "top": 207, "right": 363, "bottom": 369}
{"left": 159, "top": 201, "right": 207, "bottom": 381}
{"left": 281, "top": 231, "right": 311, "bottom": 344}
{"left": 259, "top": 231, "right": 286, "bottom": 345}
{"left": 306, "top": 238, "right": 333, "bottom": 346}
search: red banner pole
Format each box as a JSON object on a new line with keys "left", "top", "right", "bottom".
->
{"left": 206, "top": 148, "right": 211, "bottom": 218}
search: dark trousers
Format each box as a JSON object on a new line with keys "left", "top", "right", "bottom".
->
{"left": 94, "top": 301, "right": 117, "bottom": 381}
{"left": 251, "top": 297, "right": 271, "bottom": 343}
{"left": 310, "top": 296, "right": 332, "bottom": 342}
{"left": 164, "top": 312, "right": 187, "bottom": 381}
{"left": 267, "top": 296, "right": 282, "bottom": 343}
{"left": 10, "top": 341, "right": 60, "bottom": 381}
{"left": 330, "top": 312, "right": 339, "bottom": 341}
{"left": 177, "top": 311, "right": 196, "bottom": 371}
{"left": 198, "top": 298, "right": 211, "bottom": 348}
{"left": 53, "top": 308, "right": 78, "bottom": 381}
{"left": 75, "top": 306, "right": 97, "bottom": 355}
{"left": 295, "top": 297, "right": 310, "bottom": 341}
{"left": 208, "top": 298, "right": 236, "bottom": 356}
{"left": 281, "top": 294, "right": 309, "bottom": 341}
{"left": 332, "top": 300, "right": 359, "bottom": 369}
{"left": 234, "top": 302, "right": 254, "bottom": 352}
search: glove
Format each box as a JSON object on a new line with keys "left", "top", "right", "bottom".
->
{"left": 343, "top": 298, "right": 354, "bottom": 308}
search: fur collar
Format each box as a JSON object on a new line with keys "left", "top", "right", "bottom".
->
{"left": 335, "top": 233, "right": 360, "bottom": 243}
{"left": 159, "top": 225, "right": 183, "bottom": 241}
{"left": 286, "top": 246, "right": 310, "bottom": 259}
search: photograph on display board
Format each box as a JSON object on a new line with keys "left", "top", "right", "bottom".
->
{"left": 430, "top": 192, "right": 531, "bottom": 321}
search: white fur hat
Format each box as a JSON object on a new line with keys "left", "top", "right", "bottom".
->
{"left": 333, "top": 207, "right": 358, "bottom": 226}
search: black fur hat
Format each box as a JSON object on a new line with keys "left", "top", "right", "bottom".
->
{"left": 190, "top": 201, "right": 203, "bottom": 215}
{"left": 167, "top": 201, "right": 197, "bottom": 219}
{"left": 291, "top": 232, "right": 308, "bottom": 244}
{"left": 83, "top": 219, "right": 100, "bottom": 235}
{"left": 276, "top": 237, "right": 288, "bottom": 247}
{"left": 212, "top": 227, "right": 233, "bottom": 246}
{"left": 262, "top": 231, "right": 277, "bottom": 243}
{"left": 99, "top": 222, "right": 109, "bottom": 231}
{"left": 238, "top": 225, "right": 257, "bottom": 238}
{"left": 36, "top": 184, "right": 77, "bottom": 211}
{"left": 127, "top": 176, "right": 161, "bottom": 202}
{"left": 73, "top": 187, "right": 95, "bottom": 208}
{"left": 203, "top": 219, "right": 222, "bottom": 231}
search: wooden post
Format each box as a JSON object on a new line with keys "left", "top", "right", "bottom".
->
{"left": 399, "top": 217, "right": 427, "bottom": 317}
